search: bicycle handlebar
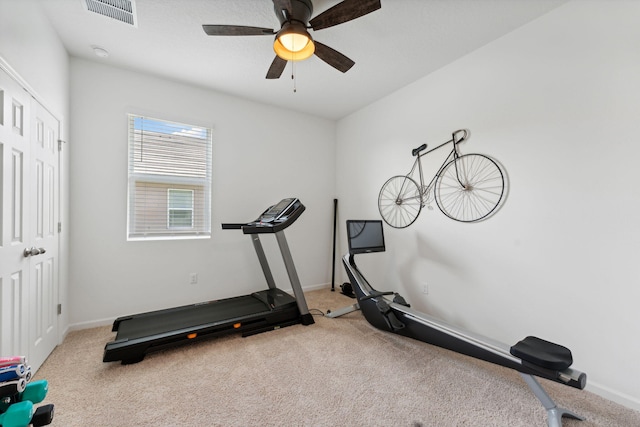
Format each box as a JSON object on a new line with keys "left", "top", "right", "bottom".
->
{"left": 412, "top": 129, "right": 469, "bottom": 156}
{"left": 453, "top": 129, "right": 469, "bottom": 144}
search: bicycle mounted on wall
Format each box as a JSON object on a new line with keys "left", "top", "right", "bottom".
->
{"left": 378, "top": 129, "right": 505, "bottom": 228}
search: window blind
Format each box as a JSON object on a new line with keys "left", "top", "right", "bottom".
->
{"left": 127, "top": 115, "right": 212, "bottom": 240}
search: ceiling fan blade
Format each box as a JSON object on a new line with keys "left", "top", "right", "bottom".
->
{"left": 313, "top": 41, "right": 355, "bottom": 73}
{"left": 202, "top": 25, "right": 275, "bottom": 36}
{"left": 266, "top": 56, "right": 288, "bottom": 79}
{"left": 309, "top": 0, "right": 381, "bottom": 31}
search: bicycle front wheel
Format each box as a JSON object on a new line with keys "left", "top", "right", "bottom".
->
{"left": 435, "top": 154, "right": 505, "bottom": 222}
{"left": 378, "top": 175, "right": 422, "bottom": 228}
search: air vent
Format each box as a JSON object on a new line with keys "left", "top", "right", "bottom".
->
{"left": 84, "top": 0, "right": 137, "bottom": 27}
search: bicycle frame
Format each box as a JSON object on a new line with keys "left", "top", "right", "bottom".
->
{"left": 380, "top": 128, "right": 504, "bottom": 226}
{"left": 405, "top": 129, "right": 468, "bottom": 204}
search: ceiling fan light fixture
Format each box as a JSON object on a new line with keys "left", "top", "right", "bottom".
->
{"left": 274, "top": 22, "right": 315, "bottom": 61}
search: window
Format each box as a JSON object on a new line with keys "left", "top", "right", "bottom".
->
{"left": 168, "top": 189, "right": 194, "bottom": 229}
{"left": 127, "top": 115, "right": 212, "bottom": 240}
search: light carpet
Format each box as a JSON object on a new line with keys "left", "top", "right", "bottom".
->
{"left": 34, "top": 288, "right": 640, "bottom": 426}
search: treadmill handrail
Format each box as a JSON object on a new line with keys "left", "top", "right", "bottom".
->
{"left": 221, "top": 223, "right": 244, "bottom": 230}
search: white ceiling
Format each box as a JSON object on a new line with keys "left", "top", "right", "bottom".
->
{"left": 39, "top": 0, "right": 568, "bottom": 120}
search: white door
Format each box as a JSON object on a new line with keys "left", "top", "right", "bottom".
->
{"left": 0, "top": 70, "right": 31, "bottom": 360}
{"left": 0, "top": 68, "right": 59, "bottom": 371}
{"left": 27, "top": 98, "right": 59, "bottom": 370}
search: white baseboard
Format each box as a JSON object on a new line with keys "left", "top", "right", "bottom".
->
{"left": 68, "top": 317, "right": 116, "bottom": 332}
{"left": 587, "top": 380, "right": 640, "bottom": 412}
{"left": 302, "top": 283, "right": 332, "bottom": 292}
{"left": 58, "top": 325, "right": 70, "bottom": 344}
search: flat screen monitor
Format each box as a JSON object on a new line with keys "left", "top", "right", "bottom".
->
{"left": 347, "top": 220, "right": 385, "bottom": 255}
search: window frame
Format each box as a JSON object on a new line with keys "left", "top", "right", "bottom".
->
{"left": 126, "top": 114, "right": 212, "bottom": 241}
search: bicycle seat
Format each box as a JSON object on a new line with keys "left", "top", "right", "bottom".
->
{"left": 412, "top": 143, "right": 427, "bottom": 156}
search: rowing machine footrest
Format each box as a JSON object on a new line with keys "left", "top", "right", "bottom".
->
{"left": 375, "top": 299, "right": 405, "bottom": 331}
{"left": 510, "top": 336, "right": 573, "bottom": 370}
{"left": 392, "top": 294, "right": 410, "bottom": 307}
{"left": 359, "top": 291, "right": 395, "bottom": 302}
{"left": 340, "top": 282, "right": 356, "bottom": 298}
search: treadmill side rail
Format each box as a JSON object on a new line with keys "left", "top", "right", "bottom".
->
{"left": 112, "top": 315, "right": 133, "bottom": 332}
{"left": 103, "top": 289, "right": 301, "bottom": 364}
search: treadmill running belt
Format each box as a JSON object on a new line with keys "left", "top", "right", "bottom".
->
{"left": 115, "top": 295, "right": 270, "bottom": 340}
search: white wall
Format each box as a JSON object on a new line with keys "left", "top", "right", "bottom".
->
{"left": 5, "top": 0, "right": 638, "bottom": 412}
{"left": 336, "top": 0, "right": 640, "bottom": 410}
{"left": 0, "top": 0, "right": 70, "bottom": 341}
{"left": 68, "top": 58, "right": 336, "bottom": 326}
{"left": 0, "top": 0, "right": 68, "bottom": 111}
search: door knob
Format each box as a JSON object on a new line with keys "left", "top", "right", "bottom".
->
{"left": 24, "top": 247, "right": 39, "bottom": 257}
{"left": 23, "top": 247, "right": 45, "bottom": 257}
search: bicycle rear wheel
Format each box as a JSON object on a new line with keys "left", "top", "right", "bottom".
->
{"left": 435, "top": 154, "right": 504, "bottom": 222}
{"left": 378, "top": 175, "right": 422, "bottom": 228}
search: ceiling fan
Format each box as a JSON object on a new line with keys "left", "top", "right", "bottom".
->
{"left": 202, "top": 0, "right": 382, "bottom": 79}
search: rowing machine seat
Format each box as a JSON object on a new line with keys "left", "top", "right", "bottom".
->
{"left": 510, "top": 336, "right": 573, "bottom": 371}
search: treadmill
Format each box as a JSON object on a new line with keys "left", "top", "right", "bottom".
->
{"left": 103, "top": 197, "right": 314, "bottom": 364}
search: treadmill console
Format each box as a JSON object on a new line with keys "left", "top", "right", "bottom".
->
{"left": 221, "top": 198, "right": 305, "bottom": 234}
{"left": 259, "top": 197, "right": 298, "bottom": 223}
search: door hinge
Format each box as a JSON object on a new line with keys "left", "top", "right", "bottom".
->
{"left": 58, "top": 139, "right": 66, "bottom": 151}
{"left": 57, "top": 304, "right": 62, "bottom": 315}
{"left": 58, "top": 222, "right": 62, "bottom": 233}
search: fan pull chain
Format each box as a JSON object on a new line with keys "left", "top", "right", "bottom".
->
{"left": 291, "top": 60, "right": 297, "bottom": 93}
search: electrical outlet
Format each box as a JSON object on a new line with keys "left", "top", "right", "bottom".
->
{"left": 422, "top": 284, "right": 429, "bottom": 295}
{"left": 189, "top": 273, "right": 198, "bottom": 285}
